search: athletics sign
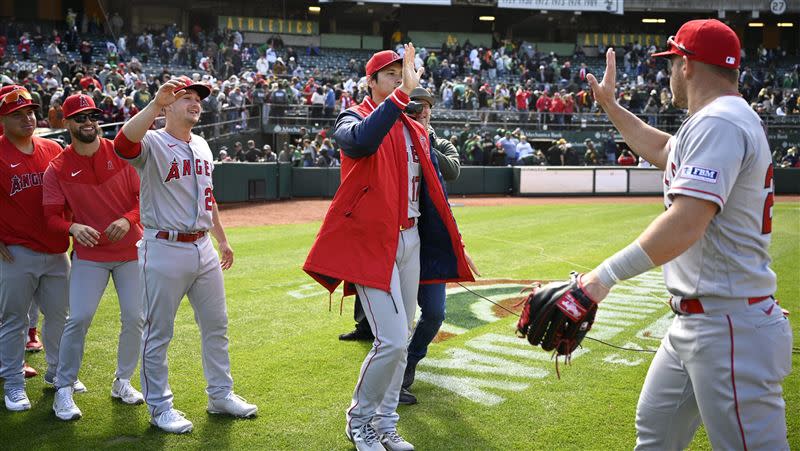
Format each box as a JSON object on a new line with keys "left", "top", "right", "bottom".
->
{"left": 498, "top": 0, "right": 623, "bottom": 14}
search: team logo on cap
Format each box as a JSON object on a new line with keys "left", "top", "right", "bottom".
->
{"left": 79, "top": 95, "right": 90, "bottom": 107}
{"left": 725, "top": 56, "right": 735, "bottom": 65}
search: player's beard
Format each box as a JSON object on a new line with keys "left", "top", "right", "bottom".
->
{"left": 72, "top": 123, "right": 99, "bottom": 143}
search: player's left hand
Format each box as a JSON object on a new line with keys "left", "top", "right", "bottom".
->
{"left": 104, "top": 218, "right": 131, "bottom": 242}
{"left": 464, "top": 247, "right": 481, "bottom": 277}
{"left": 579, "top": 270, "right": 611, "bottom": 303}
{"left": 399, "top": 42, "right": 424, "bottom": 95}
{"left": 218, "top": 241, "right": 234, "bottom": 270}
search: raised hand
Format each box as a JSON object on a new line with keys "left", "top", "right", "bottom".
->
{"left": 399, "top": 43, "right": 425, "bottom": 95}
{"left": 586, "top": 48, "right": 617, "bottom": 110}
{"left": 153, "top": 78, "right": 189, "bottom": 108}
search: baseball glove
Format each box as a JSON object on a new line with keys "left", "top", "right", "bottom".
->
{"left": 516, "top": 272, "right": 598, "bottom": 357}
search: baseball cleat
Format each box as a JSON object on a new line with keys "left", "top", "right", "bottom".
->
{"left": 207, "top": 392, "right": 257, "bottom": 418}
{"left": 111, "top": 378, "right": 144, "bottom": 405}
{"left": 338, "top": 327, "right": 374, "bottom": 341}
{"left": 53, "top": 387, "right": 82, "bottom": 421}
{"left": 398, "top": 387, "right": 417, "bottom": 405}
{"left": 151, "top": 409, "right": 193, "bottom": 434}
{"left": 26, "top": 328, "right": 43, "bottom": 352}
{"left": 379, "top": 430, "right": 415, "bottom": 451}
{"left": 44, "top": 376, "right": 88, "bottom": 394}
{"left": 346, "top": 423, "right": 384, "bottom": 451}
{"left": 23, "top": 362, "right": 38, "bottom": 378}
{"left": 4, "top": 388, "right": 31, "bottom": 411}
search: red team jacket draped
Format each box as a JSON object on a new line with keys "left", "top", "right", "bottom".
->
{"left": 304, "top": 92, "right": 474, "bottom": 294}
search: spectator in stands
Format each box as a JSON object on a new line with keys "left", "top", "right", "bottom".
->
{"left": 217, "top": 148, "right": 232, "bottom": 162}
{"left": 780, "top": 146, "right": 799, "bottom": 168}
{"left": 47, "top": 99, "right": 65, "bottom": 129}
{"left": 497, "top": 131, "right": 518, "bottom": 166}
{"left": 583, "top": 139, "right": 599, "bottom": 165}
{"left": 262, "top": 145, "right": 277, "bottom": 162}
{"left": 563, "top": 143, "right": 580, "bottom": 165}
{"left": 233, "top": 141, "right": 245, "bottom": 161}
{"left": 132, "top": 81, "right": 151, "bottom": 110}
{"left": 489, "top": 140, "right": 507, "bottom": 166}
{"left": 515, "top": 135, "right": 534, "bottom": 164}
{"left": 546, "top": 139, "right": 566, "bottom": 166}
{"left": 617, "top": 149, "right": 637, "bottom": 166}
{"left": 310, "top": 86, "right": 324, "bottom": 117}
{"left": 79, "top": 39, "right": 92, "bottom": 65}
{"left": 536, "top": 90, "right": 551, "bottom": 124}
{"left": 245, "top": 139, "right": 261, "bottom": 162}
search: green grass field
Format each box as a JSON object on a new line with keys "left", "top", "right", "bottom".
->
{"left": 4, "top": 198, "right": 798, "bottom": 450}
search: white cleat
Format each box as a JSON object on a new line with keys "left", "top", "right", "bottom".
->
{"left": 151, "top": 409, "right": 193, "bottom": 434}
{"left": 380, "top": 430, "right": 415, "bottom": 451}
{"left": 346, "top": 423, "right": 385, "bottom": 451}
{"left": 53, "top": 387, "right": 82, "bottom": 421}
{"left": 111, "top": 378, "right": 144, "bottom": 405}
{"left": 206, "top": 392, "right": 257, "bottom": 418}
{"left": 44, "top": 376, "right": 87, "bottom": 394}
{"left": 4, "top": 388, "right": 31, "bottom": 411}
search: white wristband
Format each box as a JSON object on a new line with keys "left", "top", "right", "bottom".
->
{"left": 595, "top": 241, "right": 655, "bottom": 288}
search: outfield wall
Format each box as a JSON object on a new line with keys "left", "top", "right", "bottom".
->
{"left": 211, "top": 164, "right": 800, "bottom": 202}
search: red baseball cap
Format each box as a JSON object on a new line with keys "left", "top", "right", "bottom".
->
{"left": 366, "top": 50, "right": 403, "bottom": 76}
{"left": 0, "top": 85, "right": 39, "bottom": 116}
{"left": 62, "top": 93, "right": 102, "bottom": 119}
{"left": 175, "top": 75, "right": 211, "bottom": 99}
{"left": 652, "top": 19, "right": 741, "bottom": 69}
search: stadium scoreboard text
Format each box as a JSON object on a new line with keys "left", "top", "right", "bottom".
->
{"left": 219, "top": 16, "right": 318, "bottom": 35}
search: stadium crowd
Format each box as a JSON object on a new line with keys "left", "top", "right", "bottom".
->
{"left": 1, "top": 11, "right": 799, "bottom": 168}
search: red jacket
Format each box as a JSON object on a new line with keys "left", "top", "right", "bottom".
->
{"left": 304, "top": 90, "right": 473, "bottom": 294}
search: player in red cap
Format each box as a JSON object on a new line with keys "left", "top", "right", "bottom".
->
{"left": 305, "top": 44, "right": 474, "bottom": 451}
{"left": 0, "top": 86, "right": 71, "bottom": 412}
{"left": 115, "top": 75, "right": 256, "bottom": 434}
{"left": 582, "top": 19, "right": 791, "bottom": 450}
{"left": 0, "top": 84, "right": 43, "bottom": 379}
{"left": 44, "top": 94, "right": 145, "bottom": 421}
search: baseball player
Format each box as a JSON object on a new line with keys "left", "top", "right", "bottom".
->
{"left": 114, "top": 76, "right": 256, "bottom": 434}
{"left": 0, "top": 86, "right": 71, "bottom": 411}
{"left": 0, "top": 84, "right": 45, "bottom": 378}
{"left": 399, "top": 87, "right": 477, "bottom": 405}
{"left": 579, "top": 20, "right": 791, "bottom": 450}
{"left": 43, "top": 93, "right": 145, "bottom": 421}
{"left": 304, "top": 45, "right": 474, "bottom": 451}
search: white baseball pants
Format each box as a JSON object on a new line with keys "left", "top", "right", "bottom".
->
{"left": 347, "top": 226, "right": 420, "bottom": 434}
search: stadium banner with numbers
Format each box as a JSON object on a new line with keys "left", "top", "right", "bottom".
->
{"left": 578, "top": 33, "right": 665, "bottom": 48}
{"left": 219, "top": 16, "right": 318, "bottom": 35}
{"left": 498, "top": 0, "right": 623, "bottom": 14}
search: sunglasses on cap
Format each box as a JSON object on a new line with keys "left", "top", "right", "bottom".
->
{"left": 666, "top": 36, "right": 695, "bottom": 56}
{"left": 0, "top": 88, "right": 33, "bottom": 107}
{"left": 69, "top": 112, "right": 102, "bottom": 123}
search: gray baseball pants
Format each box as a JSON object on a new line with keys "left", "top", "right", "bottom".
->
{"left": 0, "top": 245, "right": 69, "bottom": 391}
{"left": 347, "top": 226, "right": 420, "bottom": 435}
{"left": 635, "top": 298, "right": 792, "bottom": 451}
{"left": 55, "top": 255, "right": 143, "bottom": 388}
{"left": 138, "top": 232, "right": 234, "bottom": 416}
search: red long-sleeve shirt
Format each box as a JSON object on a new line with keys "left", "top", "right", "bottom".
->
{"left": 42, "top": 138, "right": 141, "bottom": 262}
{"left": 0, "top": 135, "right": 69, "bottom": 253}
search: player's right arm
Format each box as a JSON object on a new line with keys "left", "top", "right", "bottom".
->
{"left": 115, "top": 79, "right": 188, "bottom": 156}
{"left": 587, "top": 48, "right": 672, "bottom": 169}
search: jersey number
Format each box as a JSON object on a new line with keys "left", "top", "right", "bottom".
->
{"left": 411, "top": 176, "right": 421, "bottom": 203}
{"left": 762, "top": 164, "right": 774, "bottom": 234}
{"left": 205, "top": 187, "right": 214, "bottom": 211}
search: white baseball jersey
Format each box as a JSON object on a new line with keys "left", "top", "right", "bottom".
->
{"left": 403, "top": 126, "right": 421, "bottom": 219}
{"left": 125, "top": 129, "right": 215, "bottom": 232}
{"left": 662, "top": 95, "right": 776, "bottom": 298}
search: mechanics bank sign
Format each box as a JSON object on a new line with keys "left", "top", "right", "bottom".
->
{"left": 498, "top": 0, "right": 624, "bottom": 14}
